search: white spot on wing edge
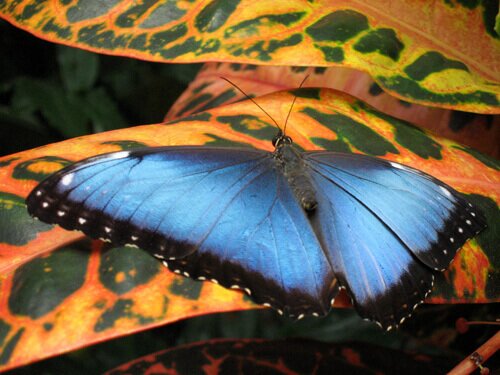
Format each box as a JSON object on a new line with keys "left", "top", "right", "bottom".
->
{"left": 108, "top": 151, "right": 130, "bottom": 160}
{"left": 42, "top": 202, "right": 49, "bottom": 208}
{"left": 412, "top": 301, "right": 423, "bottom": 311}
{"left": 439, "top": 186, "right": 452, "bottom": 197}
{"left": 35, "top": 190, "right": 42, "bottom": 196}
{"left": 57, "top": 210, "right": 65, "bottom": 217}
{"left": 78, "top": 217, "right": 86, "bottom": 225}
{"left": 61, "top": 173, "right": 74, "bottom": 186}
{"left": 389, "top": 161, "right": 407, "bottom": 170}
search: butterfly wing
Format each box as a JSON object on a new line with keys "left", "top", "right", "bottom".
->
{"left": 27, "top": 147, "right": 338, "bottom": 317}
{"left": 304, "top": 152, "right": 486, "bottom": 329}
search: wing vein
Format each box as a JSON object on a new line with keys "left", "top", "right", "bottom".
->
{"left": 184, "top": 158, "right": 271, "bottom": 249}
{"left": 309, "top": 162, "right": 428, "bottom": 256}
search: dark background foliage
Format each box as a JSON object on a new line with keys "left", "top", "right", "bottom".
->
{"left": 0, "top": 21, "right": 200, "bottom": 156}
{"left": 1, "top": 21, "right": 498, "bottom": 374}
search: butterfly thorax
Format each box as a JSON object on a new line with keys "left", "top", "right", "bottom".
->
{"left": 273, "top": 136, "right": 317, "bottom": 212}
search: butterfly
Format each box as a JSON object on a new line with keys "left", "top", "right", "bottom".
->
{"left": 25, "top": 88, "right": 486, "bottom": 330}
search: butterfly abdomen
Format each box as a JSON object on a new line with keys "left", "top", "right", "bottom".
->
{"left": 275, "top": 144, "right": 317, "bottom": 212}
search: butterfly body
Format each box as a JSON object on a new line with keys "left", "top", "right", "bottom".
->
{"left": 273, "top": 135, "right": 318, "bottom": 212}
{"left": 26, "top": 131, "right": 486, "bottom": 329}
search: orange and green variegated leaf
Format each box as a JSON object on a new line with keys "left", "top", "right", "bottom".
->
{"left": 0, "top": 89, "right": 498, "bottom": 371}
{"left": 0, "top": 0, "right": 499, "bottom": 112}
{"left": 0, "top": 240, "right": 259, "bottom": 372}
{"left": 104, "top": 338, "right": 453, "bottom": 375}
{"left": 166, "top": 63, "right": 500, "bottom": 158}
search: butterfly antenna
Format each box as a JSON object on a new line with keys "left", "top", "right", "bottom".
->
{"left": 283, "top": 75, "right": 309, "bottom": 136}
{"left": 220, "top": 77, "right": 281, "bottom": 131}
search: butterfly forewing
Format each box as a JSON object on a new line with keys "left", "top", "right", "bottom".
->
{"left": 28, "top": 148, "right": 267, "bottom": 256}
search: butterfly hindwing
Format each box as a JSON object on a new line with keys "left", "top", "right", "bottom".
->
{"left": 164, "top": 163, "right": 339, "bottom": 316}
{"left": 27, "top": 147, "right": 338, "bottom": 317}
{"left": 308, "top": 170, "right": 434, "bottom": 328}
{"left": 304, "top": 152, "right": 486, "bottom": 329}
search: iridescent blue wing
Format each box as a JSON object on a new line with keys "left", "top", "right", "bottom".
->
{"left": 27, "top": 147, "right": 338, "bottom": 317}
{"left": 304, "top": 152, "right": 486, "bottom": 329}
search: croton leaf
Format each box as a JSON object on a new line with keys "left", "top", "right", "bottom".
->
{"left": 0, "top": 89, "right": 498, "bottom": 371}
{"left": 104, "top": 338, "right": 456, "bottom": 375}
{"left": 1, "top": 1, "right": 499, "bottom": 111}
{"left": 166, "top": 63, "right": 500, "bottom": 158}
{"left": 0, "top": 240, "right": 258, "bottom": 372}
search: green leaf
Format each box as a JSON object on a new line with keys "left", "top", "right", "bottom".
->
{"left": 0, "top": 192, "right": 53, "bottom": 246}
{"left": 11, "top": 78, "right": 89, "bottom": 138}
{"left": 57, "top": 46, "right": 99, "bottom": 93}
{"left": 83, "top": 88, "right": 127, "bottom": 133}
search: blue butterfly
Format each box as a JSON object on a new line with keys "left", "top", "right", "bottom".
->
{"left": 26, "top": 119, "right": 485, "bottom": 331}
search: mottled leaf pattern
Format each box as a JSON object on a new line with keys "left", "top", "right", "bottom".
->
{"left": 0, "top": 89, "right": 498, "bottom": 371}
{"left": 0, "top": 240, "right": 256, "bottom": 372}
{"left": 166, "top": 63, "right": 500, "bottom": 158}
{"left": 0, "top": 0, "right": 498, "bottom": 111}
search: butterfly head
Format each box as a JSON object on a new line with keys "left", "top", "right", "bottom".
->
{"left": 221, "top": 75, "right": 308, "bottom": 152}
{"left": 272, "top": 130, "right": 293, "bottom": 150}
